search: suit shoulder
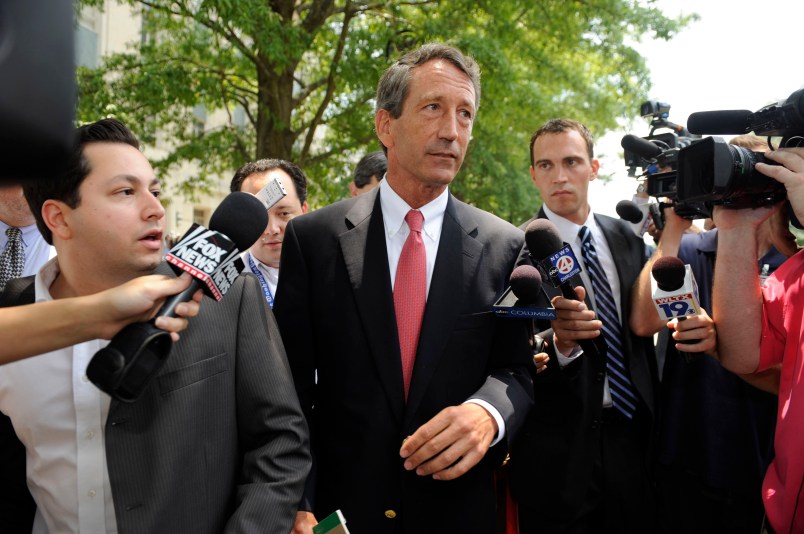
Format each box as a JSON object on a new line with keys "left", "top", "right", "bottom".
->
{"left": 454, "top": 199, "right": 523, "bottom": 239}
{"left": 596, "top": 213, "right": 641, "bottom": 243}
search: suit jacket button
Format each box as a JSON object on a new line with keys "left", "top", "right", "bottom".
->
{"left": 595, "top": 372, "right": 604, "bottom": 382}
{"left": 591, "top": 419, "right": 600, "bottom": 430}
{"left": 385, "top": 510, "right": 397, "bottom": 519}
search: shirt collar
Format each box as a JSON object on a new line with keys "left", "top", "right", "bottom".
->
{"left": 245, "top": 251, "right": 280, "bottom": 280}
{"left": 379, "top": 179, "right": 449, "bottom": 243}
{"left": 542, "top": 204, "right": 598, "bottom": 245}
{"left": 0, "top": 220, "right": 41, "bottom": 248}
{"left": 34, "top": 257, "right": 61, "bottom": 303}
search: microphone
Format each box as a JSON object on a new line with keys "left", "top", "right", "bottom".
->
{"left": 616, "top": 200, "right": 644, "bottom": 224}
{"left": 687, "top": 109, "right": 753, "bottom": 135}
{"left": 524, "top": 219, "right": 604, "bottom": 358}
{"left": 159, "top": 192, "right": 268, "bottom": 314}
{"left": 510, "top": 265, "right": 544, "bottom": 304}
{"left": 493, "top": 265, "right": 555, "bottom": 320}
{"left": 621, "top": 134, "right": 662, "bottom": 159}
{"left": 86, "top": 192, "right": 268, "bottom": 402}
{"left": 651, "top": 256, "right": 702, "bottom": 355}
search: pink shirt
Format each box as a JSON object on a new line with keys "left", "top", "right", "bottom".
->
{"left": 758, "top": 249, "right": 804, "bottom": 533}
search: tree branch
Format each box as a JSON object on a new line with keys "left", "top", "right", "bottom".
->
{"left": 299, "top": 4, "right": 356, "bottom": 164}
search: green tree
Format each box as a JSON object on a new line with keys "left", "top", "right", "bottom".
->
{"left": 77, "top": 0, "right": 693, "bottom": 222}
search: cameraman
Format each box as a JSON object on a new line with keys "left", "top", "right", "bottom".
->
{"left": 631, "top": 136, "right": 794, "bottom": 534}
{"left": 713, "top": 146, "right": 804, "bottom": 534}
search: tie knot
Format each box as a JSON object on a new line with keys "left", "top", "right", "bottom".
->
{"left": 405, "top": 210, "right": 424, "bottom": 233}
{"left": 5, "top": 227, "right": 21, "bottom": 241}
{"left": 578, "top": 225, "right": 591, "bottom": 245}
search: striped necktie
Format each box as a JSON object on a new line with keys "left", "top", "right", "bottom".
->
{"left": 578, "top": 225, "right": 638, "bottom": 419}
{"left": 0, "top": 227, "right": 24, "bottom": 293}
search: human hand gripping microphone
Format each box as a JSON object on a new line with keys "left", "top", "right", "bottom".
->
{"left": 524, "top": 219, "right": 604, "bottom": 359}
{"left": 86, "top": 192, "right": 268, "bottom": 402}
{"left": 651, "top": 256, "right": 703, "bottom": 360}
{"left": 509, "top": 265, "right": 553, "bottom": 372}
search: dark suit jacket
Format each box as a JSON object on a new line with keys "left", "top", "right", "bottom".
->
{"left": 510, "top": 208, "right": 658, "bottom": 526}
{"left": 273, "top": 188, "right": 533, "bottom": 534}
{"left": 0, "top": 268, "right": 310, "bottom": 534}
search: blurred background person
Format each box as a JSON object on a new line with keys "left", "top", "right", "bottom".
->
{"left": 230, "top": 158, "right": 308, "bottom": 309}
{"left": 349, "top": 150, "right": 386, "bottom": 197}
{"left": 0, "top": 185, "right": 54, "bottom": 292}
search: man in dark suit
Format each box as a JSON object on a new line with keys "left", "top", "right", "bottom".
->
{"left": 0, "top": 118, "right": 310, "bottom": 533}
{"left": 274, "top": 43, "right": 533, "bottom": 534}
{"left": 511, "top": 118, "right": 658, "bottom": 533}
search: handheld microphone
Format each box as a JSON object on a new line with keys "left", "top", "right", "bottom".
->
{"left": 524, "top": 219, "right": 604, "bottom": 358}
{"left": 510, "top": 265, "right": 544, "bottom": 304}
{"left": 493, "top": 265, "right": 556, "bottom": 320}
{"left": 86, "top": 192, "right": 268, "bottom": 402}
{"left": 616, "top": 200, "right": 644, "bottom": 225}
{"left": 651, "top": 256, "right": 702, "bottom": 355}
{"left": 687, "top": 110, "right": 753, "bottom": 135}
{"left": 621, "top": 134, "right": 663, "bottom": 159}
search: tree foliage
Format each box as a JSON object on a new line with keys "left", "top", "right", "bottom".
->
{"left": 77, "top": 0, "right": 693, "bottom": 222}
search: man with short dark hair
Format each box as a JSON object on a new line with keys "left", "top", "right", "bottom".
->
{"left": 230, "top": 158, "right": 308, "bottom": 308}
{"left": 349, "top": 150, "right": 387, "bottom": 197}
{"left": 275, "top": 43, "right": 532, "bottom": 534}
{"left": 512, "top": 118, "right": 658, "bottom": 533}
{"left": 0, "top": 118, "right": 309, "bottom": 534}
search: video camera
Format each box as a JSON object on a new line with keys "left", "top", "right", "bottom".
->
{"left": 676, "top": 88, "right": 804, "bottom": 209}
{"left": 621, "top": 101, "right": 709, "bottom": 224}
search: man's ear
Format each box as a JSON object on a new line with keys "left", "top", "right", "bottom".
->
{"left": 349, "top": 182, "right": 359, "bottom": 197}
{"left": 41, "top": 200, "right": 72, "bottom": 241}
{"left": 589, "top": 158, "right": 600, "bottom": 182}
{"left": 375, "top": 109, "right": 394, "bottom": 150}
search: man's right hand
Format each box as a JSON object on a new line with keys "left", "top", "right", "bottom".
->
{"left": 291, "top": 511, "right": 318, "bottom": 534}
{"left": 551, "top": 286, "right": 602, "bottom": 355}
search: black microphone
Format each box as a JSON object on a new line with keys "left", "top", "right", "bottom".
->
{"left": 159, "top": 192, "right": 268, "bottom": 316}
{"left": 616, "top": 200, "right": 644, "bottom": 224}
{"left": 621, "top": 134, "right": 662, "bottom": 159}
{"left": 687, "top": 109, "right": 753, "bottom": 135}
{"left": 86, "top": 192, "right": 268, "bottom": 402}
{"left": 524, "top": 219, "right": 604, "bottom": 358}
{"left": 651, "top": 256, "right": 702, "bottom": 355}
{"left": 509, "top": 264, "right": 544, "bottom": 305}
{"left": 492, "top": 264, "right": 555, "bottom": 320}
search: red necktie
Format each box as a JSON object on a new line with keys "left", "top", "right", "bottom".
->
{"left": 394, "top": 210, "right": 426, "bottom": 399}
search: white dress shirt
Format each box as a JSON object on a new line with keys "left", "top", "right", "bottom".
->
{"left": 378, "top": 180, "right": 506, "bottom": 445}
{"left": 541, "top": 205, "right": 623, "bottom": 408}
{"left": 0, "top": 258, "right": 118, "bottom": 534}
{"left": 242, "top": 251, "right": 279, "bottom": 307}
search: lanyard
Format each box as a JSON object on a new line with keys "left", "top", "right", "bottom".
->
{"left": 247, "top": 254, "right": 274, "bottom": 309}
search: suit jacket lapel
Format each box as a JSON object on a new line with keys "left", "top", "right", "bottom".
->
{"left": 594, "top": 214, "right": 632, "bottom": 329}
{"left": 405, "top": 196, "right": 483, "bottom": 422}
{"left": 339, "top": 190, "right": 406, "bottom": 423}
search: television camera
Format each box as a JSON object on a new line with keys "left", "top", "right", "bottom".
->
{"left": 621, "top": 101, "right": 708, "bottom": 228}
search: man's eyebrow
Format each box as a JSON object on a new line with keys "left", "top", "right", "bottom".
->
{"left": 111, "top": 174, "right": 161, "bottom": 188}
